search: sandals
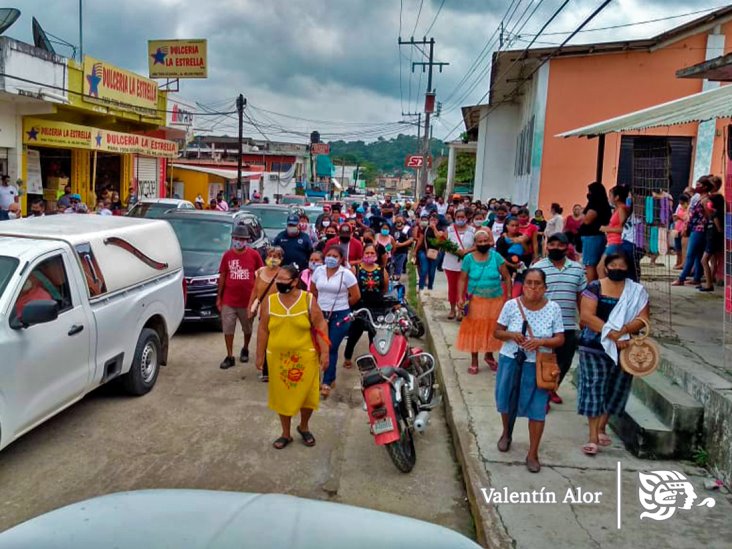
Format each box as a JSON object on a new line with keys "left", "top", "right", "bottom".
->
{"left": 447, "top": 311, "right": 456, "bottom": 320}
{"left": 297, "top": 426, "right": 316, "bottom": 447}
{"left": 456, "top": 311, "right": 463, "bottom": 321}
{"left": 273, "top": 436, "right": 293, "bottom": 450}
{"left": 582, "top": 442, "right": 599, "bottom": 456}
{"left": 497, "top": 435, "right": 512, "bottom": 453}
{"left": 484, "top": 356, "right": 498, "bottom": 372}
{"left": 526, "top": 457, "right": 541, "bottom": 473}
{"left": 343, "top": 360, "right": 354, "bottom": 369}
{"left": 598, "top": 433, "right": 612, "bottom": 447}
{"left": 467, "top": 365, "right": 479, "bottom": 375}
{"left": 320, "top": 384, "right": 332, "bottom": 398}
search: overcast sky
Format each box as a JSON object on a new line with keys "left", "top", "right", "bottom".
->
{"left": 7, "top": 0, "right": 720, "bottom": 142}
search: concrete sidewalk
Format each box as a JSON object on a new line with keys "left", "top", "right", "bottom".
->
{"left": 420, "top": 275, "right": 732, "bottom": 549}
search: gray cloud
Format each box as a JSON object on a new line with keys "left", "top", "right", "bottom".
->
{"left": 4, "top": 0, "right": 706, "bottom": 140}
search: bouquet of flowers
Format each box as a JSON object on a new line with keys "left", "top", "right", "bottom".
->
{"left": 429, "top": 237, "right": 460, "bottom": 255}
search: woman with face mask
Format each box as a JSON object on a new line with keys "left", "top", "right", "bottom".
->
{"left": 493, "top": 269, "right": 565, "bottom": 472}
{"left": 391, "top": 216, "right": 414, "bottom": 281}
{"left": 310, "top": 245, "right": 361, "bottom": 398}
{"left": 300, "top": 251, "right": 324, "bottom": 292}
{"left": 414, "top": 213, "right": 446, "bottom": 295}
{"left": 375, "top": 223, "right": 396, "bottom": 271}
{"left": 342, "top": 244, "right": 390, "bottom": 368}
{"left": 444, "top": 208, "right": 477, "bottom": 320}
{"left": 248, "top": 247, "right": 285, "bottom": 381}
{"left": 456, "top": 230, "right": 512, "bottom": 374}
{"left": 256, "top": 264, "right": 330, "bottom": 450}
{"left": 578, "top": 253, "right": 650, "bottom": 456}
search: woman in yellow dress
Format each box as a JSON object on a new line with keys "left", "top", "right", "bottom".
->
{"left": 256, "top": 265, "right": 330, "bottom": 449}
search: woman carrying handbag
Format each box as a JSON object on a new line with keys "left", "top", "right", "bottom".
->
{"left": 494, "top": 269, "right": 565, "bottom": 473}
{"left": 414, "top": 211, "right": 445, "bottom": 295}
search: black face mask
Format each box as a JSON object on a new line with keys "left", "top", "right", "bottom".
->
{"left": 339, "top": 235, "right": 351, "bottom": 243}
{"left": 547, "top": 248, "right": 567, "bottom": 261}
{"left": 476, "top": 244, "right": 491, "bottom": 254}
{"left": 607, "top": 269, "right": 628, "bottom": 282}
{"left": 276, "top": 282, "right": 295, "bottom": 294}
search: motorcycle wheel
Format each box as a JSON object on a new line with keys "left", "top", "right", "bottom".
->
{"left": 406, "top": 304, "right": 426, "bottom": 338}
{"left": 385, "top": 419, "right": 417, "bottom": 473}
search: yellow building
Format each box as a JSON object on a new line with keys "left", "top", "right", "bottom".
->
{"left": 21, "top": 55, "right": 177, "bottom": 211}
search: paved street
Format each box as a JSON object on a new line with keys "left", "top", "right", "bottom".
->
{"left": 0, "top": 324, "right": 473, "bottom": 539}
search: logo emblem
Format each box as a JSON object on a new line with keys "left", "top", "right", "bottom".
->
{"left": 638, "top": 471, "right": 715, "bottom": 521}
{"left": 151, "top": 47, "right": 168, "bottom": 65}
{"left": 86, "top": 62, "right": 102, "bottom": 97}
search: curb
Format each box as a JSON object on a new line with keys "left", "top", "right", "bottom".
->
{"left": 419, "top": 295, "right": 515, "bottom": 549}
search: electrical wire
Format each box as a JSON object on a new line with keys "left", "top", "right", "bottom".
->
{"left": 442, "top": 0, "right": 613, "bottom": 141}
{"left": 412, "top": 0, "right": 425, "bottom": 37}
{"left": 424, "top": 0, "right": 446, "bottom": 36}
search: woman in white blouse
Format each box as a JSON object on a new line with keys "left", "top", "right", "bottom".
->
{"left": 311, "top": 245, "right": 360, "bottom": 398}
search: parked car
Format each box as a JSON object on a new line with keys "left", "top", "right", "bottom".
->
{"left": 126, "top": 198, "right": 194, "bottom": 219}
{"left": 0, "top": 215, "right": 185, "bottom": 451}
{"left": 0, "top": 490, "right": 481, "bottom": 548}
{"left": 160, "top": 209, "right": 268, "bottom": 323}
{"left": 237, "top": 203, "right": 302, "bottom": 240}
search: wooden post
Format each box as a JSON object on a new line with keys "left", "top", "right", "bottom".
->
{"left": 91, "top": 150, "right": 98, "bottom": 206}
{"left": 596, "top": 134, "right": 606, "bottom": 184}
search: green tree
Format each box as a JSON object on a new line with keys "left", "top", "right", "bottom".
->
{"left": 433, "top": 152, "right": 476, "bottom": 197}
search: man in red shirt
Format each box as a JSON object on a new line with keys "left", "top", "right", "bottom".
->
{"left": 217, "top": 223, "right": 264, "bottom": 369}
{"left": 326, "top": 223, "right": 363, "bottom": 268}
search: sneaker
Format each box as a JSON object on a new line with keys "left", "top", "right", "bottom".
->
{"left": 239, "top": 348, "right": 249, "bottom": 363}
{"left": 220, "top": 356, "right": 236, "bottom": 369}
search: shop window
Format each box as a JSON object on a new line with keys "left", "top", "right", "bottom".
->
{"left": 75, "top": 243, "right": 108, "bottom": 297}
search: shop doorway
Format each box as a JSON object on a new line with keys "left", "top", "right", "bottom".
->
{"left": 28, "top": 147, "right": 72, "bottom": 208}
{"left": 91, "top": 152, "right": 122, "bottom": 200}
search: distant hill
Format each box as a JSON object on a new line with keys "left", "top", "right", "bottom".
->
{"left": 328, "top": 134, "right": 445, "bottom": 176}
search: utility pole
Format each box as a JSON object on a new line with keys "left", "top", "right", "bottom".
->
{"left": 236, "top": 94, "right": 246, "bottom": 198}
{"left": 79, "top": 0, "right": 83, "bottom": 62}
{"left": 399, "top": 36, "right": 448, "bottom": 198}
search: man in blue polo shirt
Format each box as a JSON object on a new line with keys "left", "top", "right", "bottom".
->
{"left": 273, "top": 214, "right": 313, "bottom": 271}
{"left": 534, "top": 232, "right": 587, "bottom": 408}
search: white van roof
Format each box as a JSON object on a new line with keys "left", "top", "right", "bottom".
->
{"left": 0, "top": 216, "right": 183, "bottom": 296}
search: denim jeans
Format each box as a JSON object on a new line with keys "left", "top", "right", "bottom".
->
{"left": 678, "top": 230, "right": 705, "bottom": 283}
{"left": 322, "top": 309, "right": 351, "bottom": 386}
{"left": 392, "top": 253, "right": 408, "bottom": 277}
{"left": 417, "top": 250, "right": 438, "bottom": 290}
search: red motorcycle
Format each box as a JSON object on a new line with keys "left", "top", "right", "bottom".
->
{"left": 339, "top": 307, "right": 438, "bottom": 472}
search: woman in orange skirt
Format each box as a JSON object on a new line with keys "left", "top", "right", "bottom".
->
{"left": 457, "top": 230, "right": 512, "bottom": 374}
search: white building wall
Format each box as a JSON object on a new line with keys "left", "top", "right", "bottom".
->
{"left": 474, "top": 103, "right": 519, "bottom": 202}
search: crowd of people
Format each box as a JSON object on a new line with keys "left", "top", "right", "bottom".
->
{"left": 4, "top": 172, "right": 723, "bottom": 470}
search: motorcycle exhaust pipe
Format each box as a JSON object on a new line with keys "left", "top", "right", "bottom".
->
{"left": 414, "top": 411, "right": 430, "bottom": 433}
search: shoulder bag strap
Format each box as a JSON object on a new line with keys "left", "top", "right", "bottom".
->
{"left": 453, "top": 227, "right": 465, "bottom": 249}
{"left": 259, "top": 268, "right": 279, "bottom": 301}
{"left": 516, "top": 298, "right": 535, "bottom": 338}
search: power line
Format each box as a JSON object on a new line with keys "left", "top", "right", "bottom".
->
{"left": 424, "top": 0, "right": 447, "bottom": 36}
{"left": 411, "top": 0, "right": 425, "bottom": 37}
{"left": 443, "top": 0, "right": 613, "bottom": 141}
{"left": 443, "top": 0, "right": 548, "bottom": 111}
{"left": 524, "top": 4, "right": 725, "bottom": 36}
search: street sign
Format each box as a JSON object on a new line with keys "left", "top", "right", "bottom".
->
{"left": 311, "top": 143, "right": 330, "bottom": 155}
{"left": 405, "top": 155, "right": 424, "bottom": 168}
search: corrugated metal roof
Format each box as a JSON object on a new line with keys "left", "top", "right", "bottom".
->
{"left": 557, "top": 84, "right": 732, "bottom": 138}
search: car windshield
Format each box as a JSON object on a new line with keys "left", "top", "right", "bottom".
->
{"left": 280, "top": 196, "right": 304, "bottom": 205}
{"left": 166, "top": 218, "right": 232, "bottom": 254}
{"left": 127, "top": 203, "right": 182, "bottom": 219}
{"left": 0, "top": 255, "right": 19, "bottom": 301}
{"left": 239, "top": 207, "right": 290, "bottom": 230}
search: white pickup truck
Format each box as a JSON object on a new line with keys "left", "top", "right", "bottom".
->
{"left": 0, "top": 215, "right": 184, "bottom": 451}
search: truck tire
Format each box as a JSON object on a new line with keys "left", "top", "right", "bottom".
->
{"left": 122, "top": 328, "right": 162, "bottom": 396}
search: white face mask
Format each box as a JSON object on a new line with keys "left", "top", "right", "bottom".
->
{"left": 8, "top": 212, "right": 17, "bottom": 220}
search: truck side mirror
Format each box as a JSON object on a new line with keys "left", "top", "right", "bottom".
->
{"left": 20, "top": 300, "right": 59, "bottom": 328}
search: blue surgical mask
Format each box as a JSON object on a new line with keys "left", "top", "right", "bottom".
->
{"left": 455, "top": 220, "right": 466, "bottom": 227}
{"left": 380, "top": 228, "right": 390, "bottom": 236}
{"left": 309, "top": 261, "right": 322, "bottom": 271}
{"left": 324, "top": 256, "right": 340, "bottom": 269}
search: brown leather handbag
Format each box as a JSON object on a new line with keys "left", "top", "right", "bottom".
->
{"left": 517, "top": 299, "right": 560, "bottom": 391}
{"left": 619, "top": 317, "right": 659, "bottom": 377}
